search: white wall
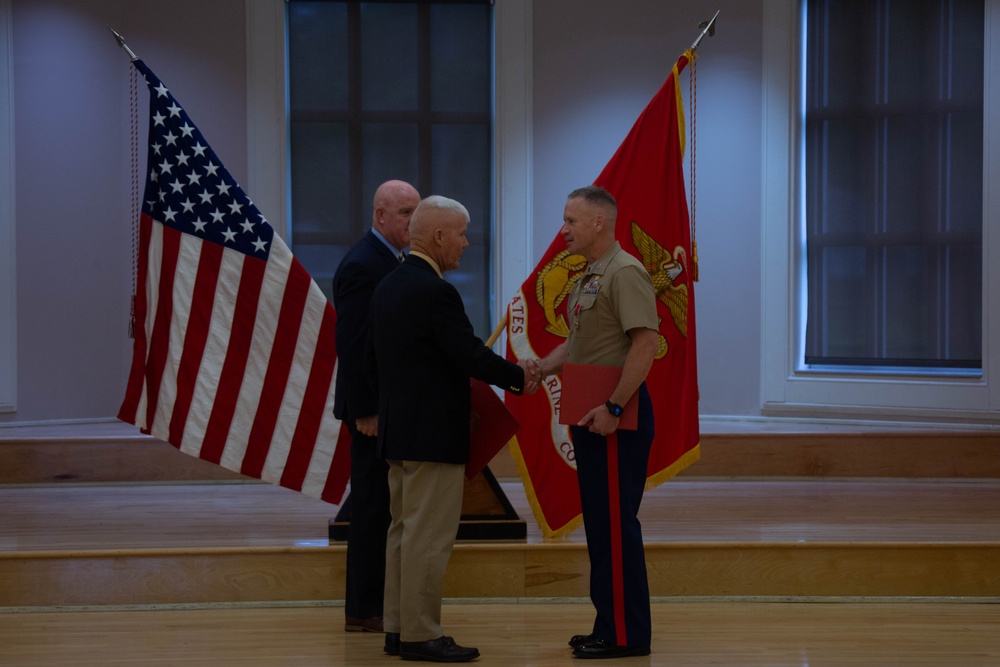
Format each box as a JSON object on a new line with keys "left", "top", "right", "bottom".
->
{"left": 2, "top": 0, "right": 246, "bottom": 424}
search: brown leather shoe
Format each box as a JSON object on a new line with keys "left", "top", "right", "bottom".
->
{"left": 345, "top": 615, "right": 384, "bottom": 633}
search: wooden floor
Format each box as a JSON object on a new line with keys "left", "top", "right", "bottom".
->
{"left": 2, "top": 601, "right": 999, "bottom": 666}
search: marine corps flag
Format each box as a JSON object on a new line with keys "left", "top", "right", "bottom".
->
{"left": 505, "top": 50, "right": 701, "bottom": 537}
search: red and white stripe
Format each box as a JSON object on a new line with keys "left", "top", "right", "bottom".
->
{"left": 119, "top": 214, "right": 352, "bottom": 503}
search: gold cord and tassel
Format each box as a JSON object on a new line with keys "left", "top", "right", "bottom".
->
{"left": 689, "top": 49, "right": 699, "bottom": 282}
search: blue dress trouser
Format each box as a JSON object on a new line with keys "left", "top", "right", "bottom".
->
{"left": 570, "top": 383, "right": 654, "bottom": 648}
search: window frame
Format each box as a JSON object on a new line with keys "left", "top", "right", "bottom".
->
{"left": 761, "top": 0, "right": 1000, "bottom": 421}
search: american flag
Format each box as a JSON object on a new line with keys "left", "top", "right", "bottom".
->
{"left": 118, "top": 60, "right": 351, "bottom": 503}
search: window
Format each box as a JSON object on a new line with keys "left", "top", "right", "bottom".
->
{"left": 286, "top": 0, "right": 494, "bottom": 335}
{"left": 761, "top": 0, "right": 1000, "bottom": 420}
{"left": 804, "top": 0, "right": 984, "bottom": 372}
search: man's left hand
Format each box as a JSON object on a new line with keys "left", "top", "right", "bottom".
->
{"left": 579, "top": 405, "right": 619, "bottom": 436}
{"left": 355, "top": 414, "right": 378, "bottom": 437}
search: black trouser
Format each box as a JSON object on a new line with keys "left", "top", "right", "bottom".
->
{"left": 339, "top": 425, "right": 391, "bottom": 618}
{"left": 571, "top": 383, "right": 653, "bottom": 648}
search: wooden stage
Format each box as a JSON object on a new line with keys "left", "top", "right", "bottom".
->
{"left": 3, "top": 475, "right": 1000, "bottom": 606}
{"left": 1, "top": 421, "right": 1000, "bottom": 664}
{"left": 2, "top": 420, "right": 1000, "bottom": 606}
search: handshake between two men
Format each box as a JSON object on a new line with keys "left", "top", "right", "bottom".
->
{"left": 514, "top": 357, "right": 543, "bottom": 395}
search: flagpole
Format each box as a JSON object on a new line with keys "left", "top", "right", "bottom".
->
{"left": 486, "top": 314, "right": 508, "bottom": 349}
{"left": 107, "top": 25, "right": 138, "bottom": 62}
{"left": 687, "top": 12, "right": 717, "bottom": 282}
{"left": 691, "top": 10, "right": 720, "bottom": 52}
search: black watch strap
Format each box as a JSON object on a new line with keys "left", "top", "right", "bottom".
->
{"left": 605, "top": 400, "right": 624, "bottom": 417}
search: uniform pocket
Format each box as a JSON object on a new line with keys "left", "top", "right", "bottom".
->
{"left": 571, "top": 293, "right": 599, "bottom": 338}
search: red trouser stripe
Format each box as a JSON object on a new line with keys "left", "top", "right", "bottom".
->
{"left": 606, "top": 433, "right": 627, "bottom": 645}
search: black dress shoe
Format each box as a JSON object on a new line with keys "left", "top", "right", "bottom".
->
{"left": 572, "top": 638, "right": 650, "bottom": 659}
{"left": 385, "top": 632, "right": 401, "bottom": 656}
{"left": 568, "top": 633, "right": 597, "bottom": 648}
{"left": 399, "top": 635, "right": 480, "bottom": 662}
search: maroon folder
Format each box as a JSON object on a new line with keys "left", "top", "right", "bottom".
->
{"left": 559, "top": 363, "right": 638, "bottom": 430}
{"left": 466, "top": 378, "right": 521, "bottom": 479}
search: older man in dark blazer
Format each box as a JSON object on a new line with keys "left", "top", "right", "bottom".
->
{"left": 367, "top": 195, "right": 539, "bottom": 662}
{"left": 332, "top": 179, "right": 420, "bottom": 633}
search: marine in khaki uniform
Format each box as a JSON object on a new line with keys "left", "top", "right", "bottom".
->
{"left": 536, "top": 186, "right": 660, "bottom": 660}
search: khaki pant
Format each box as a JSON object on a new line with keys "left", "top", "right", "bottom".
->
{"left": 383, "top": 459, "right": 465, "bottom": 642}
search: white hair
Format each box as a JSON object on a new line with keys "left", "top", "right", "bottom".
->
{"left": 414, "top": 195, "right": 470, "bottom": 223}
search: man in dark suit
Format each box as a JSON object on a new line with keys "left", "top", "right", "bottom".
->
{"left": 332, "top": 179, "right": 420, "bottom": 633}
{"left": 367, "top": 195, "right": 539, "bottom": 662}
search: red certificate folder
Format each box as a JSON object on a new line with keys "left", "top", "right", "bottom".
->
{"left": 559, "top": 363, "right": 638, "bottom": 430}
{"left": 466, "top": 378, "right": 521, "bottom": 479}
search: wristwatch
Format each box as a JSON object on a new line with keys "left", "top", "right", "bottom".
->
{"left": 605, "top": 400, "right": 624, "bottom": 417}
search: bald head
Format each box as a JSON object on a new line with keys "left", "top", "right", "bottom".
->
{"left": 409, "top": 196, "right": 471, "bottom": 273}
{"left": 372, "top": 180, "right": 420, "bottom": 250}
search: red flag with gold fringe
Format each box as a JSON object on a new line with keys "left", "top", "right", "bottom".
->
{"left": 505, "top": 51, "right": 700, "bottom": 537}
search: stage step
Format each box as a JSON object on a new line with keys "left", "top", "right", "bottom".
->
{"left": 3, "top": 420, "right": 1000, "bottom": 484}
{"left": 2, "top": 479, "right": 999, "bottom": 607}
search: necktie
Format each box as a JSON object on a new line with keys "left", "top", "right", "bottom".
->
{"left": 398, "top": 251, "right": 405, "bottom": 263}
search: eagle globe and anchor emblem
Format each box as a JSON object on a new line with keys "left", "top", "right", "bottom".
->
{"left": 534, "top": 221, "right": 689, "bottom": 353}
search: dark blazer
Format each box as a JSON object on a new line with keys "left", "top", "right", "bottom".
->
{"left": 367, "top": 255, "right": 525, "bottom": 463}
{"left": 332, "top": 230, "right": 401, "bottom": 422}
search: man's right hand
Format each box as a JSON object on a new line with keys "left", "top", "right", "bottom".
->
{"left": 355, "top": 415, "right": 378, "bottom": 437}
{"left": 517, "top": 358, "right": 542, "bottom": 394}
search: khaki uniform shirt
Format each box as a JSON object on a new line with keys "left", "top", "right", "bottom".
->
{"left": 566, "top": 241, "right": 659, "bottom": 367}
